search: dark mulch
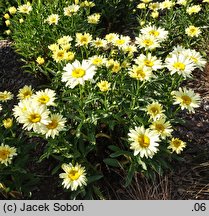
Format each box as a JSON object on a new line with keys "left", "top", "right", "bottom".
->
{"left": 0, "top": 40, "right": 209, "bottom": 199}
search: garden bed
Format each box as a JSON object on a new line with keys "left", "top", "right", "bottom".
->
{"left": 0, "top": 40, "right": 208, "bottom": 199}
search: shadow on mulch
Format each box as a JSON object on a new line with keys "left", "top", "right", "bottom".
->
{"left": 0, "top": 40, "right": 209, "bottom": 199}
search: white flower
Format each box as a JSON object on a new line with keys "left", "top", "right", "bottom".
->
{"left": 171, "top": 87, "right": 201, "bottom": 113}
{"left": 128, "top": 126, "right": 160, "bottom": 158}
{"left": 165, "top": 53, "right": 195, "bottom": 78}
{"left": 62, "top": 59, "right": 96, "bottom": 88}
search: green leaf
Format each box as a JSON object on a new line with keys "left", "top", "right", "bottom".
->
{"left": 125, "top": 164, "right": 135, "bottom": 187}
{"left": 103, "top": 158, "right": 121, "bottom": 167}
{"left": 110, "top": 150, "right": 132, "bottom": 158}
{"left": 108, "top": 145, "right": 121, "bottom": 152}
{"left": 87, "top": 175, "right": 103, "bottom": 184}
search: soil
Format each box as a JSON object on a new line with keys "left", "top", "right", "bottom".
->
{"left": 0, "top": 40, "right": 209, "bottom": 200}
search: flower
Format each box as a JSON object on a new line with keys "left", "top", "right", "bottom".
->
{"left": 62, "top": 59, "right": 96, "bottom": 88}
{"left": 177, "top": 0, "right": 187, "bottom": 6}
{"left": 171, "top": 87, "right": 201, "bottom": 113}
{"left": 150, "top": 118, "right": 173, "bottom": 139}
{"left": 183, "top": 49, "right": 206, "bottom": 70}
{"left": 5, "top": 20, "right": 10, "bottom": 26}
{"left": 4, "top": 30, "right": 11, "bottom": 35}
{"left": 64, "top": 4, "right": 80, "bottom": 16}
{"left": 165, "top": 53, "right": 195, "bottom": 78}
{"left": 57, "top": 35, "right": 73, "bottom": 45}
{"left": 91, "top": 38, "right": 107, "bottom": 49}
{"left": 0, "top": 144, "right": 17, "bottom": 166}
{"left": 135, "top": 34, "right": 160, "bottom": 50}
{"left": 36, "top": 56, "right": 45, "bottom": 65}
{"left": 137, "top": 3, "right": 146, "bottom": 9}
{"left": 0, "top": 91, "right": 13, "bottom": 102}
{"left": 3, "top": 13, "right": 10, "bottom": 19}
{"left": 140, "top": 25, "right": 168, "bottom": 42}
{"left": 17, "top": 85, "right": 33, "bottom": 100}
{"left": 151, "top": 11, "right": 159, "bottom": 18}
{"left": 32, "top": 89, "right": 56, "bottom": 106}
{"left": 128, "top": 126, "right": 160, "bottom": 158}
{"left": 19, "top": 18, "right": 24, "bottom": 23}
{"left": 45, "top": 14, "right": 59, "bottom": 25}
{"left": 17, "top": 3, "right": 32, "bottom": 14}
{"left": 52, "top": 49, "right": 68, "bottom": 62}
{"left": 97, "top": 80, "right": 111, "bottom": 92}
{"left": 0, "top": 105, "right": 2, "bottom": 112}
{"left": 128, "top": 65, "right": 153, "bottom": 81}
{"left": 3, "top": 118, "right": 13, "bottom": 129}
{"left": 105, "top": 33, "right": 118, "bottom": 43}
{"left": 59, "top": 163, "right": 87, "bottom": 191}
{"left": 168, "top": 138, "right": 186, "bottom": 154}
{"left": 8, "top": 6, "right": 17, "bottom": 15}
{"left": 185, "top": 26, "right": 201, "bottom": 37}
{"left": 17, "top": 102, "right": 50, "bottom": 133}
{"left": 186, "top": 5, "right": 201, "bottom": 15}
{"left": 112, "top": 35, "right": 131, "bottom": 49}
{"left": 135, "top": 53, "right": 163, "bottom": 71}
{"left": 87, "top": 13, "right": 101, "bottom": 24}
{"left": 159, "top": 0, "right": 175, "bottom": 10}
{"left": 146, "top": 101, "right": 165, "bottom": 120}
{"left": 89, "top": 55, "right": 106, "bottom": 67}
{"left": 48, "top": 43, "right": 59, "bottom": 52}
{"left": 75, "top": 33, "right": 92, "bottom": 46}
{"left": 41, "top": 114, "right": 67, "bottom": 139}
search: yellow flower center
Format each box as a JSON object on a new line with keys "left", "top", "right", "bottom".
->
{"left": 0, "top": 94, "right": 8, "bottom": 100}
{"left": 149, "top": 30, "right": 159, "bottom": 37}
{"left": 80, "top": 37, "right": 88, "bottom": 44}
{"left": 155, "top": 124, "right": 165, "bottom": 132}
{"left": 0, "top": 149, "right": 10, "bottom": 160}
{"left": 181, "top": 95, "right": 192, "bottom": 105}
{"left": 72, "top": 68, "right": 86, "bottom": 78}
{"left": 144, "top": 60, "right": 154, "bottom": 67}
{"left": 135, "top": 69, "right": 145, "bottom": 78}
{"left": 38, "top": 95, "right": 50, "bottom": 104}
{"left": 173, "top": 62, "right": 185, "bottom": 70}
{"left": 57, "top": 51, "right": 65, "bottom": 58}
{"left": 68, "top": 170, "right": 81, "bottom": 181}
{"left": 116, "top": 39, "right": 125, "bottom": 45}
{"left": 92, "top": 58, "right": 102, "bottom": 65}
{"left": 138, "top": 134, "right": 150, "bottom": 148}
{"left": 23, "top": 91, "right": 32, "bottom": 98}
{"left": 46, "top": 119, "right": 58, "bottom": 129}
{"left": 143, "top": 39, "right": 153, "bottom": 46}
{"left": 28, "top": 113, "right": 41, "bottom": 123}
{"left": 172, "top": 139, "right": 181, "bottom": 148}
{"left": 150, "top": 107, "right": 160, "bottom": 115}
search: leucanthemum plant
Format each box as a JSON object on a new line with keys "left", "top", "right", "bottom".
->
{"left": 1, "top": 0, "right": 208, "bottom": 199}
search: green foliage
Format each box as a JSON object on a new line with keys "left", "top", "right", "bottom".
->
{"left": 0, "top": 0, "right": 208, "bottom": 199}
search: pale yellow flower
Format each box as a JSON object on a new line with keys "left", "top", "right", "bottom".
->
{"left": 186, "top": 5, "right": 201, "bottom": 15}
{"left": 3, "top": 118, "right": 13, "bottom": 129}
{"left": 36, "top": 56, "right": 45, "bottom": 65}
{"left": 150, "top": 118, "right": 173, "bottom": 139}
{"left": 41, "top": 114, "right": 67, "bottom": 139}
{"left": 64, "top": 4, "right": 80, "bottom": 16}
{"left": 146, "top": 102, "right": 165, "bottom": 120}
{"left": 168, "top": 138, "right": 186, "bottom": 154}
{"left": 17, "top": 85, "right": 33, "bottom": 100}
{"left": 59, "top": 163, "right": 87, "bottom": 191}
{"left": 185, "top": 25, "right": 201, "bottom": 37}
{"left": 75, "top": 33, "right": 92, "bottom": 46}
{"left": 0, "top": 144, "right": 17, "bottom": 166}
{"left": 45, "top": 14, "right": 59, "bottom": 25}
{"left": 52, "top": 49, "right": 68, "bottom": 62}
{"left": 87, "top": 13, "right": 101, "bottom": 24}
{"left": 8, "top": 6, "right": 17, "bottom": 15}
{"left": 18, "top": 3, "right": 32, "bottom": 14}
{"left": 0, "top": 91, "right": 13, "bottom": 102}
{"left": 171, "top": 87, "right": 201, "bottom": 113}
{"left": 97, "top": 80, "right": 111, "bottom": 92}
{"left": 128, "top": 65, "right": 153, "bottom": 81}
{"left": 5, "top": 20, "right": 10, "bottom": 27}
{"left": 128, "top": 126, "right": 160, "bottom": 158}
{"left": 3, "top": 13, "right": 10, "bottom": 19}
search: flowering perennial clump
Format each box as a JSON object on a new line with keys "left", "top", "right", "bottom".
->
{"left": 1, "top": 0, "right": 208, "bottom": 198}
